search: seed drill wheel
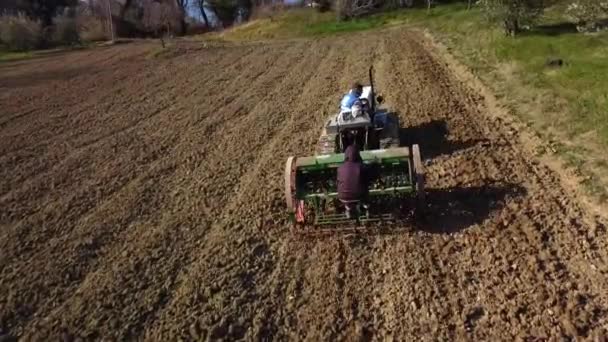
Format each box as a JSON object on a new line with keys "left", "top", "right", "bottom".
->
{"left": 412, "top": 144, "right": 425, "bottom": 202}
{"left": 284, "top": 156, "right": 296, "bottom": 211}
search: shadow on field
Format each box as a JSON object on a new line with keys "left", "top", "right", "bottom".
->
{"left": 399, "top": 119, "right": 487, "bottom": 159}
{"left": 527, "top": 22, "right": 579, "bottom": 36}
{"left": 523, "top": 19, "right": 608, "bottom": 37}
{"left": 415, "top": 183, "right": 527, "bottom": 234}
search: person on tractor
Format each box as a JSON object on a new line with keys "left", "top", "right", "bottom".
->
{"left": 337, "top": 144, "right": 369, "bottom": 218}
{"left": 340, "top": 82, "right": 363, "bottom": 112}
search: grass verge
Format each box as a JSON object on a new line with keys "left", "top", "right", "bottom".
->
{"left": 0, "top": 50, "right": 33, "bottom": 62}
{"left": 0, "top": 43, "right": 95, "bottom": 63}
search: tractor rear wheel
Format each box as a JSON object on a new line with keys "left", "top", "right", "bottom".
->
{"left": 284, "top": 157, "right": 296, "bottom": 211}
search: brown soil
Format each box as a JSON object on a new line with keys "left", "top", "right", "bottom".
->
{"left": 1, "top": 31, "right": 607, "bottom": 341}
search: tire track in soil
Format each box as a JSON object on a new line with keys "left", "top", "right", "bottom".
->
{"left": 246, "top": 32, "right": 388, "bottom": 341}
{"left": 277, "top": 35, "right": 389, "bottom": 342}
{"left": 375, "top": 31, "right": 484, "bottom": 340}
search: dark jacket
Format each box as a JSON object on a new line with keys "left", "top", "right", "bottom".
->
{"left": 337, "top": 145, "right": 366, "bottom": 201}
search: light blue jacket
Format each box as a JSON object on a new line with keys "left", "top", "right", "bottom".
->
{"left": 340, "top": 91, "right": 359, "bottom": 111}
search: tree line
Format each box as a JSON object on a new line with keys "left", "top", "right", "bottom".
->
{"left": 1, "top": 0, "right": 605, "bottom": 50}
{"left": 0, "top": 0, "right": 258, "bottom": 39}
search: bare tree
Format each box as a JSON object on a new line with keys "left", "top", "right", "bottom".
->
{"left": 480, "top": 0, "right": 546, "bottom": 37}
{"left": 194, "top": 0, "right": 210, "bottom": 28}
{"left": 143, "top": 0, "right": 181, "bottom": 44}
{"left": 336, "top": 0, "right": 378, "bottom": 20}
{"left": 119, "top": 0, "right": 135, "bottom": 19}
{"left": 174, "top": 0, "right": 188, "bottom": 34}
{"left": 106, "top": 0, "right": 115, "bottom": 41}
{"left": 80, "top": 0, "right": 114, "bottom": 40}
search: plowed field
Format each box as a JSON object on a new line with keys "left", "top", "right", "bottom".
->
{"left": 1, "top": 29, "right": 608, "bottom": 340}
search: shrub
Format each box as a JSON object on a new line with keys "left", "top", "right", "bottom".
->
{"left": 250, "top": 3, "right": 287, "bottom": 20}
{"left": 78, "top": 15, "right": 108, "bottom": 42}
{"left": 335, "top": 0, "right": 380, "bottom": 20}
{"left": 479, "top": 0, "right": 545, "bottom": 36}
{"left": 315, "top": 0, "right": 332, "bottom": 12}
{"left": 186, "top": 21, "right": 209, "bottom": 35}
{"left": 52, "top": 14, "right": 80, "bottom": 46}
{"left": 566, "top": 0, "right": 608, "bottom": 32}
{"left": 0, "top": 13, "right": 43, "bottom": 51}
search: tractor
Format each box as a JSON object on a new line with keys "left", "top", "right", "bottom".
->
{"left": 284, "top": 66, "right": 425, "bottom": 233}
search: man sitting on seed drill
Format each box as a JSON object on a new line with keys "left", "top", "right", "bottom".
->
{"left": 337, "top": 144, "right": 369, "bottom": 218}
